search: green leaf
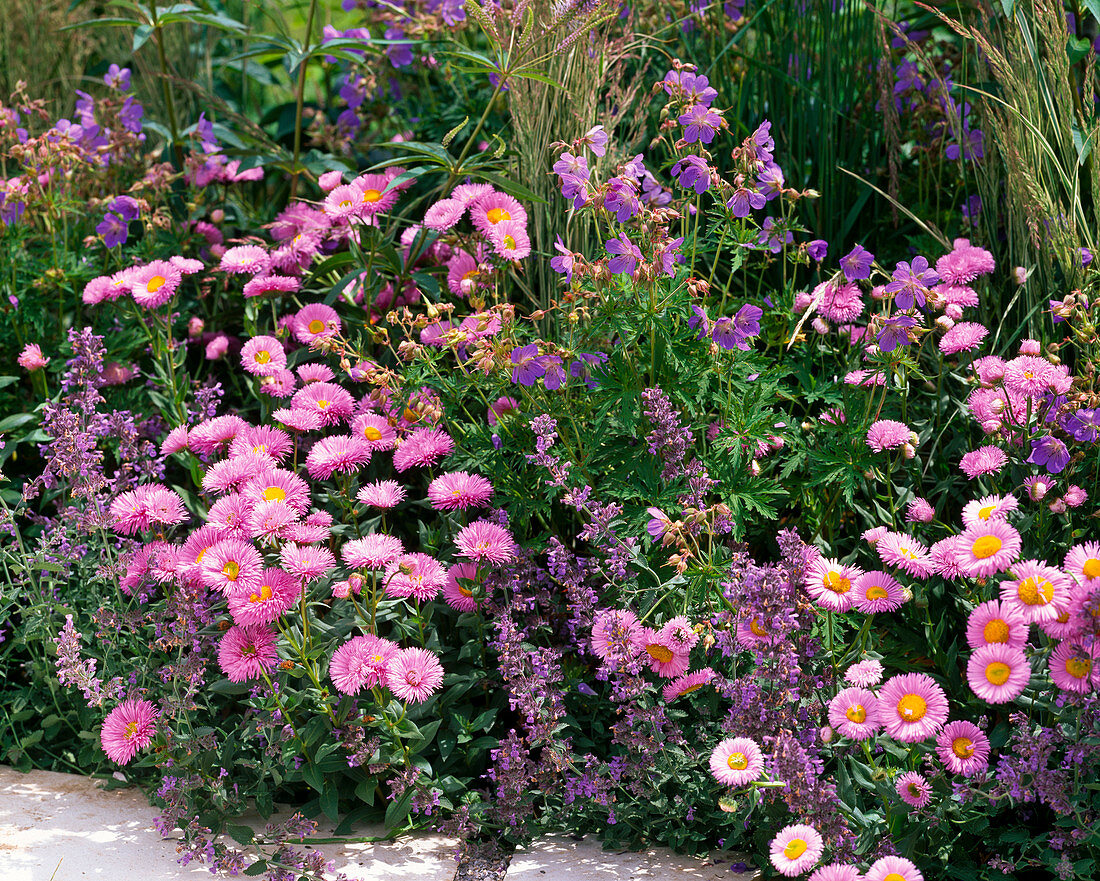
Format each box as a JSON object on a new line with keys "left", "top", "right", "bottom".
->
{"left": 133, "top": 23, "right": 155, "bottom": 52}
{"left": 244, "top": 860, "right": 268, "bottom": 876}
{"left": 383, "top": 787, "right": 414, "bottom": 829}
{"left": 0, "top": 414, "right": 35, "bottom": 434}
{"left": 226, "top": 824, "right": 255, "bottom": 846}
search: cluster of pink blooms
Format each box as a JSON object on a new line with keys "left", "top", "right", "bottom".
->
{"left": 421, "top": 182, "right": 532, "bottom": 277}
{"left": 99, "top": 355, "right": 517, "bottom": 762}
{"left": 760, "top": 820, "right": 924, "bottom": 879}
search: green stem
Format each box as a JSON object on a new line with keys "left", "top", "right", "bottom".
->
{"left": 289, "top": 0, "right": 321, "bottom": 199}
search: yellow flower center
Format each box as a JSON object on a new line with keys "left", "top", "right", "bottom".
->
{"left": 1017, "top": 576, "right": 1053, "bottom": 606}
{"left": 255, "top": 350, "right": 271, "bottom": 364}
{"left": 146, "top": 275, "right": 166, "bottom": 293}
{"left": 462, "top": 269, "right": 479, "bottom": 282}
{"left": 726, "top": 751, "right": 748, "bottom": 770}
{"left": 783, "top": 838, "right": 808, "bottom": 860}
{"left": 317, "top": 399, "right": 330, "bottom": 409}
{"left": 985, "top": 661, "right": 1011, "bottom": 686}
{"left": 978, "top": 504, "right": 997, "bottom": 520}
{"left": 1083, "top": 558, "right": 1100, "bottom": 579}
{"left": 1066, "top": 656, "right": 1092, "bottom": 679}
{"left": 900, "top": 547, "right": 918, "bottom": 560}
{"left": 897, "top": 694, "right": 927, "bottom": 721}
{"left": 680, "top": 682, "right": 706, "bottom": 695}
{"left": 338, "top": 199, "right": 353, "bottom": 209}
{"left": 486, "top": 207, "right": 510, "bottom": 224}
{"left": 363, "top": 426, "right": 382, "bottom": 441}
{"left": 458, "top": 585, "right": 473, "bottom": 597}
{"left": 907, "top": 782, "right": 922, "bottom": 797}
{"left": 503, "top": 234, "right": 517, "bottom": 250}
{"left": 883, "top": 874, "right": 907, "bottom": 881}
{"left": 971, "top": 535, "right": 1002, "bottom": 559}
{"left": 983, "top": 619, "right": 1010, "bottom": 643}
{"left": 646, "top": 644, "right": 674, "bottom": 663}
{"left": 845, "top": 704, "right": 867, "bottom": 724}
{"left": 952, "top": 736, "right": 975, "bottom": 758}
{"left": 749, "top": 618, "right": 767, "bottom": 637}
{"left": 307, "top": 319, "right": 327, "bottom": 334}
{"left": 865, "top": 585, "right": 889, "bottom": 601}
{"left": 249, "top": 584, "right": 274, "bottom": 604}
{"left": 362, "top": 188, "right": 383, "bottom": 203}
{"left": 196, "top": 548, "right": 208, "bottom": 564}
{"left": 263, "top": 486, "right": 286, "bottom": 502}
{"left": 124, "top": 721, "right": 139, "bottom": 739}
{"left": 824, "top": 571, "right": 851, "bottom": 594}
{"left": 223, "top": 560, "right": 240, "bottom": 581}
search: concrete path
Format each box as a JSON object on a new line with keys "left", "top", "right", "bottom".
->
{"left": 0, "top": 767, "right": 759, "bottom": 881}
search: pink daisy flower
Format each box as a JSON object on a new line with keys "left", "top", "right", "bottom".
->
{"left": 423, "top": 198, "right": 466, "bottom": 231}
{"left": 207, "top": 493, "right": 254, "bottom": 537}
{"left": 736, "top": 615, "right": 779, "bottom": 649}
{"left": 385, "top": 647, "right": 444, "bottom": 703}
{"left": 959, "top": 445, "right": 1007, "bottom": 479}
{"left": 393, "top": 427, "right": 455, "bottom": 471}
{"left": 280, "top": 542, "right": 336, "bottom": 582}
{"left": 1038, "top": 607, "right": 1086, "bottom": 640}
{"left": 879, "top": 673, "right": 949, "bottom": 742}
{"left": 297, "top": 363, "right": 335, "bottom": 384}
{"left": 862, "top": 525, "right": 889, "bottom": 545}
{"left": 246, "top": 499, "right": 300, "bottom": 541}
{"left": 442, "top": 561, "right": 481, "bottom": 612}
{"left": 274, "top": 407, "right": 323, "bottom": 432}
{"left": 219, "top": 244, "right": 269, "bottom": 275}
{"left": 260, "top": 369, "right": 297, "bottom": 399}
{"left": 851, "top": 570, "right": 906, "bottom": 613}
{"left": 455, "top": 519, "right": 517, "bottom": 564}
{"left": 351, "top": 413, "right": 397, "bottom": 451}
{"left": 895, "top": 770, "right": 932, "bottom": 808}
{"left": 189, "top": 414, "right": 247, "bottom": 456}
{"left": 1000, "top": 559, "right": 1067, "bottom": 623}
{"left": 878, "top": 532, "right": 934, "bottom": 578}
{"left": 488, "top": 219, "right": 532, "bottom": 260}
{"left": 936, "top": 239, "right": 995, "bottom": 283}
{"left": 905, "top": 497, "right": 935, "bottom": 523}
{"left": 966, "top": 599, "right": 1029, "bottom": 649}
{"left": 967, "top": 643, "right": 1030, "bottom": 703}
{"left": 470, "top": 191, "right": 527, "bottom": 235}
{"left": 101, "top": 698, "right": 159, "bottom": 765}
{"left": 427, "top": 471, "right": 494, "bottom": 511}
{"left": 1064, "top": 542, "right": 1100, "bottom": 588}
{"left": 229, "top": 425, "right": 293, "bottom": 463}
{"left": 929, "top": 536, "right": 966, "bottom": 579}
{"left": 130, "top": 261, "right": 182, "bottom": 308}
{"left": 352, "top": 173, "right": 400, "bottom": 215}
{"left": 323, "top": 184, "right": 363, "bottom": 220}
{"left": 1048, "top": 640, "right": 1097, "bottom": 694}
{"left": 243, "top": 468, "right": 311, "bottom": 514}
{"left": 357, "top": 479, "right": 406, "bottom": 508}
{"left": 939, "top": 322, "right": 988, "bottom": 354}
{"left": 590, "top": 609, "right": 645, "bottom": 661}
{"left": 217, "top": 624, "right": 278, "bottom": 682}
{"left": 452, "top": 183, "right": 494, "bottom": 204}
{"left": 203, "top": 455, "right": 270, "bottom": 495}
{"left": 803, "top": 557, "right": 860, "bottom": 612}
{"left": 957, "top": 520, "right": 1021, "bottom": 578}
{"left": 294, "top": 303, "right": 341, "bottom": 345}
{"left": 243, "top": 274, "right": 301, "bottom": 299}
{"left": 1003, "top": 355, "right": 1055, "bottom": 398}
{"left": 961, "top": 493, "right": 1018, "bottom": 527}
{"left": 291, "top": 381, "right": 356, "bottom": 426}
{"left": 662, "top": 667, "right": 716, "bottom": 702}
{"left": 227, "top": 568, "right": 300, "bottom": 626}
{"left": 769, "top": 824, "right": 823, "bottom": 877}
{"left": 447, "top": 250, "right": 482, "bottom": 298}
{"left": 161, "top": 425, "right": 190, "bottom": 456}
{"left": 865, "top": 855, "right": 923, "bottom": 881}
{"left": 639, "top": 628, "right": 690, "bottom": 679}
{"left": 866, "top": 419, "right": 912, "bottom": 452}
{"left": 240, "top": 335, "right": 287, "bottom": 377}
{"left": 200, "top": 538, "right": 264, "bottom": 595}
{"left": 330, "top": 634, "right": 398, "bottom": 694}
{"left": 305, "top": 434, "right": 372, "bottom": 480}
{"left": 935, "top": 720, "right": 990, "bottom": 776}
{"left": 809, "top": 865, "right": 862, "bottom": 881}
{"left": 708, "top": 736, "right": 764, "bottom": 786}
{"left": 384, "top": 553, "right": 447, "bottom": 601}
{"left": 844, "top": 659, "right": 884, "bottom": 687}
{"left": 827, "top": 687, "right": 881, "bottom": 740}
{"left": 342, "top": 534, "right": 404, "bottom": 569}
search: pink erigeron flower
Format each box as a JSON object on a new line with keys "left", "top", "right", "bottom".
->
{"left": 17, "top": 343, "right": 49, "bottom": 371}
{"left": 243, "top": 274, "right": 301, "bottom": 299}
{"left": 101, "top": 698, "right": 159, "bottom": 765}
{"left": 662, "top": 667, "right": 716, "bottom": 702}
{"left": 1003, "top": 355, "right": 1056, "bottom": 398}
{"left": 351, "top": 414, "right": 397, "bottom": 451}
{"left": 709, "top": 736, "right": 764, "bottom": 786}
{"left": 427, "top": 471, "right": 494, "bottom": 511}
{"left": 878, "top": 673, "right": 949, "bottom": 742}
{"left": 935, "top": 720, "right": 990, "bottom": 776}
{"left": 423, "top": 198, "right": 466, "bottom": 231}
{"left": 200, "top": 538, "right": 264, "bottom": 595}
{"left": 343, "top": 534, "right": 404, "bottom": 570}
{"left": 803, "top": 557, "right": 860, "bottom": 612}
{"left": 227, "top": 567, "right": 300, "bottom": 626}
{"left": 844, "top": 659, "right": 884, "bottom": 687}
{"left": 384, "top": 553, "right": 447, "bottom": 601}
{"left": 280, "top": 542, "right": 336, "bottom": 583}
{"left": 959, "top": 445, "right": 1008, "bottom": 479}
{"left": 455, "top": 519, "right": 517, "bottom": 564}
{"left": 305, "top": 434, "right": 372, "bottom": 479}
{"left": 293, "top": 303, "right": 341, "bottom": 345}
{"left": 207, "top": 493, "right": 254, "bottom": 537}
{"left": 1048, "top": 640, "right": 1098, "bottom": 694}
{"left": 470, "top": 191, "right": 527, "bottom": 235}
{"left": 961, "top": 493, "right": 1018, "bottom": 527}
{"left": 442, "top": 561, "right": 481, "bottom": 612}
{"left": 189, "top": 415, "right": 247, "bottom": 456}
{"left": 229, "top": 425, "right": 293, "bottom": 463}
{"left": 939, "top": 321, "right": 989, "bottom": 354}
{"left": 905, "top": 497, "right": 935, "bottom": 523}
{"left": 219, "top": 245, "right": 269, "bottom": 275}
{"left": 297, "top": 363, "right": 335, "bottom": 384}
{"left": 866, "top": 419, "right": 912, "bottom": 452}
{"left": 936, "top": 239, "right": 995, "bottom": 284}
{"left": 385, "top": 647, "right": 444, "bottom": 703}
{"left": 352, "top": 173, "right": 400, "bottom": 215}
{"left": 895, "top": 770, "right": 932, "bottom": 809}
{"left": 827, "top": 687, "right": 881, "bottom": 740}
{"left": 809, "top": 866, "right": 862, "bottom": 881}
{"left": 274, "top": 407, "right": 322, "bottom": 432}
{"left": 240, "top": 335, "right": 287, "bottom": 377}
{"left": 202, "top": 454, "right": 272, "bottom": 495}
{"left": 639, "top": 627, "right": 690, "bottom": 679}
{"left": 877, "top": 531, "right": 934, "bottom": 578}
{"left": 330, "top": 635, "right": 398, "bottom": 694}
{"left": 393, "top": 427, "right": 455, "bottom": 471}
{"left": 260, "top": 370, "right": 296, "bottom": 399}
{"left": 108, "top": 485, "right": 188, "bottom": 534}
{"left": 966, "top": 599, "right": 1029, "bottom": 649}
{"left": 323, "top": 184, "right": 363, "bottom": 220}
{"left": 243, "top": 468, "right": 311, "bottom": 515}
{"left": 446, "top": 250, "right": 481, "bottom": 298}
{"left": 865, "top": 856, "right": 923, "bottom": 881}
{"left": 1000, "top": 559, "right": 1068, "bottom": 623}
{"left": 217, "top": 624, "right": 278, "bottom": 682}
{"left": 957, "top": 520, "right": 1021, "bottom": 578}
{"left": 930, "top": 536, "right": 967, "bottom": 579}
{"left": 246, "top": 499, "right": 300, "bottom": 541}
{"left": 291, "top": 381, "right": 355, "bottom": 426}
{"left": 161, "top": 425, "right": 190, "bottom": 456}
{"left": 488, "top": 219, "right": 532, "bottom": 260}
{"left": 357, "top": 479, "right": 407, "bottom": 508}
{"left": 590, "top": 609, "right": 645, "bottom": 661}
{"left": 1065, "top": 542, "right": 1100, "bottom": 589}
{"left": 966, "top": 643, "right": 1030, "bottom": 703}
{"left": 769, "top": 824, "right": 824, "bottom": 877}
{"left": 452, "top": 183, "right": 494, "bottom": 204}
{"left": 851, "top": 570, "right": 906, "bottom": 613}
{"left": 131, "top": 260, "right": 182, "bottom": 308}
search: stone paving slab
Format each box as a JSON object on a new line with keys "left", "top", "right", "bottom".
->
{"left": 506, "top": 834, "right": 759, "bottom": 881}
{"left": 0, "top": 766, "right": 458, "bottom": 881}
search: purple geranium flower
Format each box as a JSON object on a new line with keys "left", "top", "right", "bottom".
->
{"left": 877, "top": 314, "right": 919, "bottom": 353}
{"left": 604, "top": 177, "right": 640, "bottom": 223}
{"left": 104, "top": 64, "right": 131, "bottom": 91}
{"left": 570, "top": 352, "right": 608, "bottom": 389}
{"left": 606, "top": 235, "right": 642, "bottom": 276}
{"left": 688, "top": 306, "right": 710, "bottom": 340}
{"left": 678, "top": 104, "right": 722, "bottom": 144}
{"left": 1027, "top": 435, "right": 1071, "bottom": 474}
{"left": 755, "top": 217, "right": 792, "bottom": 253}
{"left": 1064, "top": 408, "right": 1100, "bottom": 443}
{"left": 807, "top": 239, "right": 828, "bottom": 262}
{"left": 96, "top": 213, "right": 128, "bottom": 248}
{"left": 727, "top": 185, "right": 765, "bottom": 218}
{"left": 511, "top": 344, "right": 546, "bottom": 386}
{"left": 550, "top": 237, "right": 575, "bottom": 283}
{"left": 581, "top": 125, "right": 608, "bottom": 157}
{"left": 108, "top": 195, "right": 141, "bottom": 223}
{"left": 671, "top": 155, "right": 710, "bottom": 194}
{"left": 884, "top": 256, "right": 938, "bottom": 310}
{"left": 658, "top": 237, "right": 685, "bottom": 277}
{"left": 840, "top": 244, "right": 873, "bottom": 281}
{"left": 733, "top": 303, "right": 763, "bottom": 338}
